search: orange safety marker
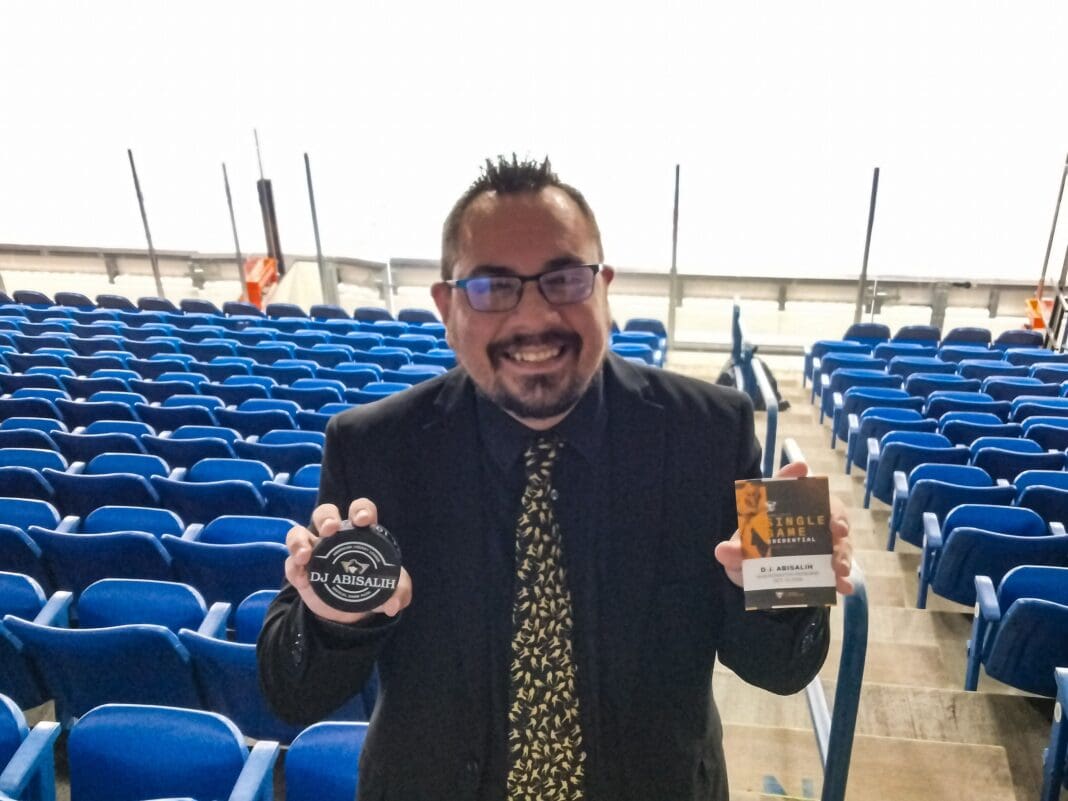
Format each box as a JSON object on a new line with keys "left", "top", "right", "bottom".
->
{"left": 243, "top": 257, "right": 278, "bottom": 309}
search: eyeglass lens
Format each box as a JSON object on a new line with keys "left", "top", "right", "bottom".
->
{"left": 464, "top": 265, "right": 596, "bottom": 312}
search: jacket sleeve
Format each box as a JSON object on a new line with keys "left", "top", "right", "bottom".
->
{"left": 256, "top": 412, "right": 399, "bottom": 724}
{"left": 714, "top": 391, "right": 831, "bottom": 694}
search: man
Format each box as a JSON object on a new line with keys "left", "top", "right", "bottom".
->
{"left": 258, "top": 156, "right": 853, "bottom": 801}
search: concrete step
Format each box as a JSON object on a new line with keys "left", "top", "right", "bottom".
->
{"left": 722, "top": 722, "right": 1016, "bottom": 801}
{"left": 714, "top": 672, "right": 1052, "bottom": 801}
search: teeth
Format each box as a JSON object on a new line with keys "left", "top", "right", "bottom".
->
{"left": 509, "top": 346, "right": 561, "bottom": 363}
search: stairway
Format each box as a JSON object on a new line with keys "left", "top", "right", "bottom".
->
{"left": 669, "top": 352, "right": 1057, "bottom": 801}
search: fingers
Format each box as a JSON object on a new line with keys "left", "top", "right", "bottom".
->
{"left": 347, "top": 498, "right": 379, "bottom": 529}
{"left": 774, "top": 460, "right": 809, "bottom": 480}
{"left": 829, "top": 497, "right": 855, "bottom": 596}
{"left": 714, "top": 532, "right": 744, "bottom": 588}
{"left": 374, "top": 568, "right": 413, "bottom": 617}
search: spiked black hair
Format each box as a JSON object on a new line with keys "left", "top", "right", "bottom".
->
{"left": 439, "top": 154, "right": 603, "bottom": 279}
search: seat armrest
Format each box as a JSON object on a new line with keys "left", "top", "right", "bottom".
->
{"left": 1050, "top": 521, "right": 1066, "bottom": 537}
{"left": 57, "top": 515, "right": 80, "bottom": 533}
{"left": 922, "top": 512, "right": 944, "bottom": 550}
{"left": 170, "top": 467, "right": 188, "bottom": 481}
{"left": 974, "top": 575, "right": 1001, "bottom": 622}
{"left": 892, "top": 470, "right": 909, "bottom": 500}
{"left": 273, "top": 472, "right": 290, "bottom": 486}
{"left": 69, "top": 461, "right": 87, "bottom": 475}
{"left": 34, "top": 591, "right": 74, "bottom": 626}
{"left": 847, "top": 413, "right": 860, "bottom": 435}
{"left": 867, "top": 438, "right": 880, "bottom": 461}
{"left": 0, "top": 720, "right": 61, "bottom": 798}
{"left": 198, "top": 602, "right": 232, "bottom": 638}
{"left": 182, "top": 523, "right": 205, "bottom": 541}
{"left": 995, "top": 478, "right": 1010, "bottom": 487}
{"left": 229, "top": 740, "right": 281, "bottom": 801}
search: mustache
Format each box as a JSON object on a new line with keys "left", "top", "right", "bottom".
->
{"left": 487, "top": 330, "right": 581, "bottom": 362}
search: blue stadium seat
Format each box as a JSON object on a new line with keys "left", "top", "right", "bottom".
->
{"left": 353, "top": 306, "right": 393, "bottom": 322}
{"left": 0, "top": 573, "right": 54, "bottom": 710}
{"left": 1006, "top": 348, "right": 1068, "bottom": 367}
{"left": 813, "top": 353, "right": 886, "bottom": 402}
{"left": 943, "top": 326, "right": 992, "bottom": 345}
{"left": 52, "top": 430, "right": 145, "bottom": 463}
{"left": 215, "top": 404, "right": 297, "bottom": 439}
{"left": 271, "top": 383, "right": 343, "bottom": 410}
{"left": 233, "top": 439, "right": 322, "bottom": 475}
{"left": 841, "top": 321, "right": 891, "bottom": 347}
{"left": 55, "top": 398, "right": 139, "bottom": 427}
{"left": 190, "top": 515, "right": 294, "bottom": 545}
{"left": 309, "top": 303, "right": 349, "bottom": 320}
{"left": 67, "top": 703, "right": 278, "bottom": 801}
{"left": 42, "top": 452, "right": 161, "bottom": 518}
{"left": 135, "top": 401, "right": 217, "bottom": 430}
{"left": 0, "top": 498, "right": 69, "bottom": 534}
{"left": 820, "top": 369, "right": 902, "bottom": 424}
{"left": 223, "top": 300, "right": 265, "bottom": 317}
{"left": 127, "top": 377, "right": 200, "bottom": 403}
{"left": 381, "top": 366, "right": 447, "bottom": 385}
{"left": 1041, "top": 667, "right": 1068, "bottom": 801}
{"left": 397, "top": 307, "right": 439, "bottom": 325}
{"left": 966, "top": 566, "right": 1068, "bottom": 696}
{"left": 151, "top": 459, "right": 269, "bottom": 523}
{"left": 935, "top": 345, "right": 992, "bottom": 363}
{"left": 251, "top": 362, "right": 316, "bottom": 385}
{"left": 892, "top": 324, "right": 941, "bottom": 345}
{"left": 142, "top": 433, "right": 237, "bottom": 469}
{"left": 924, "top": 391, "right": 1010, "bottom": 421}
{"left": 161, "top": 534, "right": 286, "bottom": 611}
{"left": 54, "top": 291, "right": 92, "bottom": 308}
{"left": 0, "top": 526, "right": 52, "bottom": 593}
{"left": 834, "top": 387, "right": 926, "bottom": 450}
{"left": 871, "top": 342, "right": 937, "bottom": 362}
{"left": 887, "top": 464, "right": 1014, "bottom": 550}
{"left": 0, "top": 374, "right": 63, "bottom": 394}
{"left": 59, "top": 375, "right": 130, "bottom": 398}
{"left": 980, "top": 377, "right": 1059, "bottom": 402}
{"left": 1023, "top": 417, "right": 1068, "bottom": 450}
{"left": 262, "top": 464, "right": 319, "bottom": 522}
{"left": 938, "top": 411, "right": 1022, "bottom": 446}
{"left": 180, "top": 298, "right": 224, "bottom": 315}
{"left": 286, "top": 723, "right": 373, "bottom": 801}
{"left": 0, "top": 429, "right": 57, "bottom": 452}
{"left": 2, "top": 591, "right": 205, "bottom": 725}
{"left": 844, "top": 407, "right": 935, "bottom": 473}
{"left": 993, "top": 329, "right": 1044, "bottom": 350}
{"left": 918, "top": 505, "right": 1068, "bottom": 608}
{"left": 317, "top": 366, "right": 381, "bottom": 389}
{"left": 0, "top": 398, "right": 62, "bottom": 425}
{"left": 904, "top": 373, "right": 980, "bottom": 397}
{"left": 0, "top": 692, "right": 60, "bottom": 801}
{"left": 864, "top": 431, "right": 969, "bottom": 508}
{"left": 1030, "top": 363, "right": 1068, "bottom": 383}
{"left": 971, "top": 446, "right": 1065, "bottom": 484}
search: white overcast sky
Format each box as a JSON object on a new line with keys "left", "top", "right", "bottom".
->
{"left": 2, "top": 1, "right": 1068, "bottom": 280}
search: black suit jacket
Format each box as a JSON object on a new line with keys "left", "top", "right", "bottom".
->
{"left": 258, "top": 355, "right": 829, "bottom": 801}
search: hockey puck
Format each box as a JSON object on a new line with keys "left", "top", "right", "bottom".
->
{"left": 308, "top": 520, "right": 403, "bottom": 613}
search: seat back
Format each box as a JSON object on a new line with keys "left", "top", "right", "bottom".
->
{"left": 896, "top": 482, "right": 1015, "bottom": 548}
{"left": 1015, "top": 486, "right": 1068, "bottom": 525}
{"left": 42, "top": 469, "right": 158, "bottom": 518}
{"left": 82, "top": 505, "right": 184, "bottom": 537}
{"left": 286, "top": 721, "right": 370, "bottom": 801}
{"left": 982, "top": 597, "right": 1068, "bottom": 696}
{"left": 188, "top": 457, "right": 273, "bottom": 485}
{"left": 933, "top": 529, "right": 1068, "bottom": 606}
{"left": 971, "top": 448, "right": 1066, "bottom": 483}
{"left": 2, "top": 619, "right": 202, "bottom": 721}
{"left": 150, "top": 476, "right": 267, "bottom": 523}
{"left": 869, "top": 439, "right": 969, "bottom": 505}
{"left": 77, "top": 578, "right": 206, "bottom": 632}
{"left": 0, "top": 525, "right": 51, "bottom": 593}
{"left": 27, "top": 527, "right": 173, "bottom": 597}
{"left": 235, "top": 589, "right": 279, "bottom": 643}
{"left": 199, "top": 515, "right": 294, "bottom": 545}
{"left": 68, "top": 704, "right": 251, "bottom": 801}
{"left": 162, "top": 535, "right": 286, "bottom": 607}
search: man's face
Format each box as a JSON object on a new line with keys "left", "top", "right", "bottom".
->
{"left": 432, "top": 187, "right": 615, "bottom": 430}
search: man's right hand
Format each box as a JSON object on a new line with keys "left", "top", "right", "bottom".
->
{"left": 285, "top": 497, "right": 413, "bottom": 625}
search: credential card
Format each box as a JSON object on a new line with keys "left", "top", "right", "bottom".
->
{"left": 736, "top": 476, "right": 836, "bottom": 610}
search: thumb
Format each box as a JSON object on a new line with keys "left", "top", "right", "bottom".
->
{"left": 774, "top": 460, "right": 809, "bottom": 480}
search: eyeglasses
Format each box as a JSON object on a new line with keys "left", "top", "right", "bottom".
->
{"left": 444, "top": 264, "right": 602, "bottom": 313}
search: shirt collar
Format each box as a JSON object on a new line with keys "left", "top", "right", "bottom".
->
{"left": 475, "top": 366, "right": 606, "bottom": 473}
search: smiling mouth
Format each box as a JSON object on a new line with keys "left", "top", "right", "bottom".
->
{"left": 489, "top": 333, "right": 579, "bottom": 368}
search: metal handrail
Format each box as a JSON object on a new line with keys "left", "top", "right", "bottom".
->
{"left": 780, "top": 436, "right": 869, "bottom": 801}
{"left": 731, "top": 302, "right": 777, "bottom": 477}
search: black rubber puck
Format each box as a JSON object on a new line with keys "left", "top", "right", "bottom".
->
{"left": 307, "top": 521, "right": 402, "bottom": 613}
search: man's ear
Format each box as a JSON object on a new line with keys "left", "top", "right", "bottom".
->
{"left": 430, "top": 281, "right": 452, "bottom": 323}
{"left": 601, "top": 265, "right": 615, "bottom": 287}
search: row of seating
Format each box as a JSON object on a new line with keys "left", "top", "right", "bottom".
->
{"left": 1, "top": 498, "right": 289, "bottom": 605}
{"left": 0, "top": 420, "right": 322, "bottom": 472}
{"left": 0, "top": 573, "right": 371, "bottom": 740}
{"left": 0, "top": 446, "right": 318, "bottom": 520}
{"left": 1, "top": 289, "right": 434, "bottom": 322}
{"left": 804, "top": 326, "right": 1068, "bottom": 708}
{"left": 1, "top": 696, "right": 365, "bottom": 801}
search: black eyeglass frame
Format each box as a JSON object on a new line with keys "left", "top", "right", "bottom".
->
{"left": 443, "top": 263, "right": 602, "bottom": 313}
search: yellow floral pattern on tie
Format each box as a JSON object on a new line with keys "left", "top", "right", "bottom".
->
{"left": 506, "top": 436, "right": 585, "bottom": 801}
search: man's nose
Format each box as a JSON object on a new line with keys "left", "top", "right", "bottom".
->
{"left": 511, "top": 279, "right": 561, "bottom": 319}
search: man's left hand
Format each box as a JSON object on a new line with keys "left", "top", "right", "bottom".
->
{"left": 714, "top": 461, "right": 855, "bottom": 595}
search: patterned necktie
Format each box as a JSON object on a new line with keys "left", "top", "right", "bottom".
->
{"left": 506, "top": 436, "right": 586, "bottom": 801}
